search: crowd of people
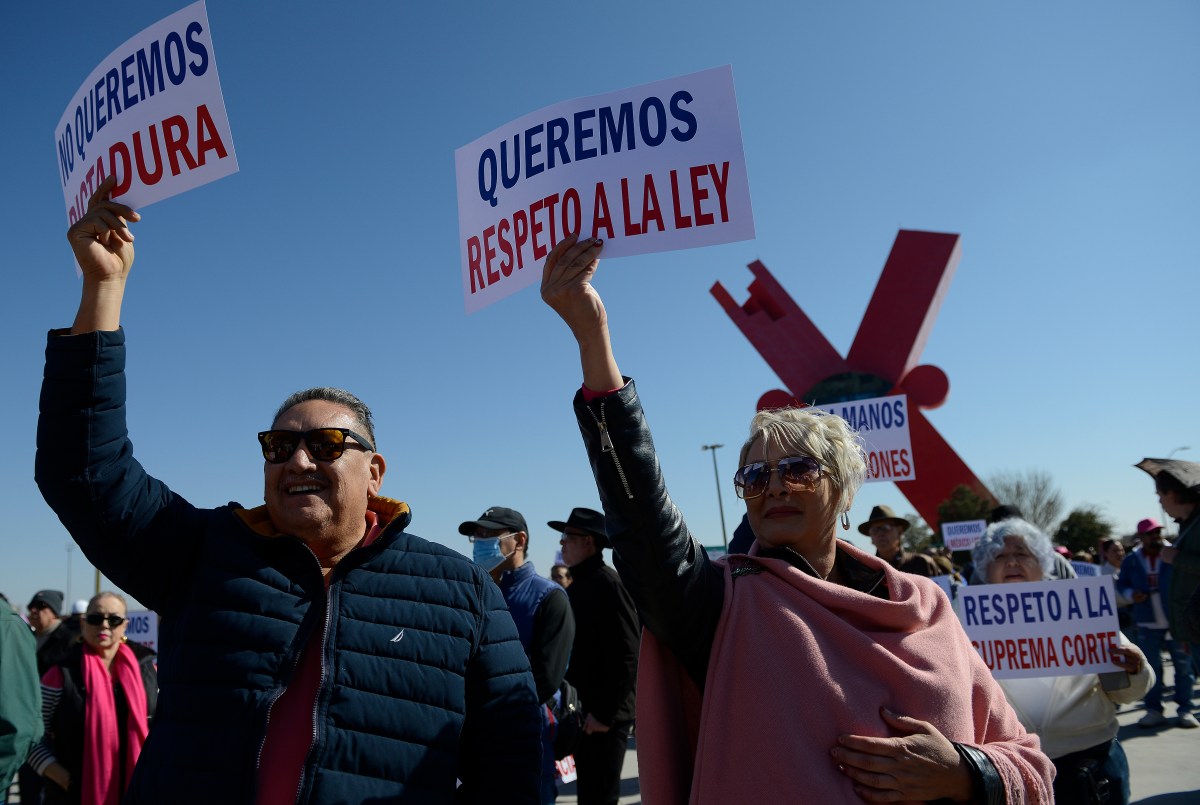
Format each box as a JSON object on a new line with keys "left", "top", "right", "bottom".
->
{"left": 0, "top": 181, "right": 1197, "bottom": 804}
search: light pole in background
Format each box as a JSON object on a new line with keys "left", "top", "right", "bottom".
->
{"left": 66, "top": 543, "right": 73, "bottom": 602}
{"left": 702, "top": 444, "right": 729, "bottom": 548}
{"left": 1167, "top": 446, "right": 1190, "bottom": 460}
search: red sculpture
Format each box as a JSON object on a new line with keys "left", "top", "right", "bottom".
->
{"left": 711, "top": 230, "right": 993, "bottom": 528}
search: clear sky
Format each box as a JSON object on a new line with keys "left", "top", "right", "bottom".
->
{"left": 3, "top": 1, "right": 1197, "bottom": 611}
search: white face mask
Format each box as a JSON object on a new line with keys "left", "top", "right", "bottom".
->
{"left": 472, "top": 535, "right": 516, "bottom": 572}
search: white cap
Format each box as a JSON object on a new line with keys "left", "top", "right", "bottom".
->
{"left": 71, "top": 599, "right": 89, "bottom": 616}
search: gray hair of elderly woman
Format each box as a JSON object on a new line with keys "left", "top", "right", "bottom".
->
{"left": 972, "top": 518, "right": 1057, "bottom": 580}
{"left": 739, "top": 407, "right": 867, "bottom": 514}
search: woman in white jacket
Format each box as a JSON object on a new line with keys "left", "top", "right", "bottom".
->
{"left": 974, "top": 518, "right": 1153, "bottom": 804}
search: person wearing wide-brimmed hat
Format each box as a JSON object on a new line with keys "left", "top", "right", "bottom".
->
{"left": 547, "top": 508, "right": 638, "bottom": 805}
{"left": 858, "top": 505, "right": 939, "bottom": 577}
{"left": 1135, "top": 458, "right": 1200, "bottom": 728}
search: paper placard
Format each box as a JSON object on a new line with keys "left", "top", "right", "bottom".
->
{"left": 957, "top": 577, "right": 1122, "bottom": 679}
{"left": 943, "top": 519, "right": 987, "bottom": 552}
{"left": 813, "top": 395, "right": 915, "bottom": 483}
{"left": 54, "top": 0, "right": 238, "bottom": 224}
{"left": 124, "top": 609, "right": 159, "bottom": 652}
{"left": 455, "top": 65, "right": 754, "bottom": 312}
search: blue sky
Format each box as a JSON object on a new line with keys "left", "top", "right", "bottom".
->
{"left": 4, "top": 1, "right": 1197, "bottom": 611}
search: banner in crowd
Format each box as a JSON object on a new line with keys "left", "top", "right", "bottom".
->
{"left": 455, "top": 65, "right": 755, "bottom": 312}
{"left": 125, "top": 609, "right": 159, "bottom": 652}
{"left": 957, "top": 576, "right": 1121, "bottom": 679}
{"left": 813, "top": 395, "right": 914, "bottom": 483}
{"left": 943, "top": 519, "right": 987, "bottom": 552}
{"left": 54, "top": 0, "right": 238, "bottom": 225}
{"left": 1071, "top": 561, "right": 1101, "bottom": 577}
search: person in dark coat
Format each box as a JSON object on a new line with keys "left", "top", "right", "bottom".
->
{"left": 551, "top": 508, "right": 639, "bottom": 805}
{"left": 35, "top": 175, "right": 540, "bottom": 804}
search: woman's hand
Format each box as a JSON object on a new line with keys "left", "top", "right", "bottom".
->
{"left": 541, "top": 235, "right": 606, "bottom": 339}
{"left": 1110, "top": 642, "right": 1146, "bottom": 674}
{"left": 832, "top": 708, "right": 973, "bottom": 802}
{"left": 44, "top": 761, "right": 71, "bottom": 791}
{"left": 540, "top": 234, "right": 623, "bottom": 392}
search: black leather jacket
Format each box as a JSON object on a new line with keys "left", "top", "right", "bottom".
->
{"left": 573, "top": 380, "right": 1005, "bottom": 804}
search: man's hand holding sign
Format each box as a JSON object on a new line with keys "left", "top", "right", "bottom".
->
{"left": 67, "top": 175, "right": 139, "bottom": 333}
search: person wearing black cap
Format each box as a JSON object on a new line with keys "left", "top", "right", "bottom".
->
{"left": 459, "top": 507, "right": 576, "bottom": 803}
{"left": 26, "top": 591, "right": 73, "bottom": 679}
{"left": 858, "top": 506, "right": 938, "bottom": 577}
{"left": 20, "top": 590, "right": 72, "bottom": 804}
{"left": 548, "top": 508, "right": 638, "bottom": 805}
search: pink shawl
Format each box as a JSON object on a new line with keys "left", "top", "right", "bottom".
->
{"left": 82, "top": 642, "right": 150, "bottom": 805}
{"left": 636, "top": 541, "right": 1053, "bottom": 804}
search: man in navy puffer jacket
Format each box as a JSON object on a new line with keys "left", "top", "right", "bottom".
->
{"left": 35, "top": 178, "right": 541, "bottom": 804}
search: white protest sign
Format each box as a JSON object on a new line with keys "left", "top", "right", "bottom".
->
{"left": 1071, "top": 561, "right": 1101, "bottom": 577}
{"left": 943, "top": 519, "right": 987, "bottom": 552}
{"left": 124, "top": 609, "right": 159, "bottom": 652}
{"left": 957, "top": 577, "right": 1121, "bottom": 679}
{"left": 455, "top": 65, "right": 754, "bottom": 312}
{"left": 813, "top": 395, "right": 914, "bottom": 483}
{"left": 55, "top": 0, "right": 238, "bottom": 225}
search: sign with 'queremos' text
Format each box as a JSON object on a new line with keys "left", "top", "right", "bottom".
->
{"left": 54, "top": 1, "right": 238, "bottom": 225}
{"left": 454, "top": 65, "right": 755, "bottom": 313}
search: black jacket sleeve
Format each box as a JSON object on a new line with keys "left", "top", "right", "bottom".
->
{"left": 35, "top": 329, "right": 211, "bottom": 614}
{"left": 529, "top": 588, "right": 574, "bottom": 704}
{"left": 573, "top": 380, "right": 725, "bottom": 690}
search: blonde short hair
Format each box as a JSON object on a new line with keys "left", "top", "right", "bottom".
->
{"left": 739, "top": 407, "right": 867, "bottom": 513}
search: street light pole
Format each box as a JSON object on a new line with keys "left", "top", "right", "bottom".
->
{"left": 702, "top": 444, "right": 729, "bottom": 548}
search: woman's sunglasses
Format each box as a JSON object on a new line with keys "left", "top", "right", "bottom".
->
{"left": 733, "top": 455, "right": 825, "bottom": 499}
{"left": 85, "top": 613, "right": 126, "bottom": 628}
{"left": 257, "top": 428, "right": 375, "bottom": 464}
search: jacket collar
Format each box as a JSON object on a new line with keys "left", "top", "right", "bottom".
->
{"left": 569, "top": 551, "right": 606, "bottom": 578}
{"left": 498, "top": 560, "right": 538, "bottom": 591}
{"left": 756, "top": 541, "right": 888, "bottom": 599}
{"left": 234, "top": 495, "right": 412, "bottom": 538}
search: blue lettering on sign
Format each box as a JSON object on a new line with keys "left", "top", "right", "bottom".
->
{"left": 473, "top": 89, "right": 701, "bottom": 207}
{"left": 58, "top": 18, "right": 208, "bottom": 183}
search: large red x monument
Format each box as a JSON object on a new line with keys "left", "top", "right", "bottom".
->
{"left": 711, "top": 230, "right": 994, "bottom": 529}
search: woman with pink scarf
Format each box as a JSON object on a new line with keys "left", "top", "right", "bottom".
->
{"left": 541, "top": 236, "right": 1054, "bottom": 803}
{"left": 28, "top": 592, "right": 156, "bottom": 805}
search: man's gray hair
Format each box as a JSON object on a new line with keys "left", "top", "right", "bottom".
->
{"left": 972, "top": 518, "right": 1056, "bottom": 580}
{"left": 273, "top": 387, "right": 377, "bottom": 447}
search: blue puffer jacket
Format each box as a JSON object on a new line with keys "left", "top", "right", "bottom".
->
{"left": 35, "top": 329, "right": 540, "bottom": 804}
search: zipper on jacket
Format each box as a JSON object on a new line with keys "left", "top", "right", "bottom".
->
{"left": 253, "top": 544, "right": 326, "bottom": 777}
{"left": 588, "top": 401, "right": 633, "bottom": 500}
{"left": 293, "top": 583, "right": 333, "bottom": 805}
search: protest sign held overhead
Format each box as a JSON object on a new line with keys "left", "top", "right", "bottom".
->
{"left": 455, "top": 65, "right": 755, "bottom": 312}
{"left": 813, "top": 395, "right": 914, "bottom": 483}
{"left": 54, "top": 0, "right": 238, "bottom": 226}
{"left": 943, "top": 519, "right": 987, "bottom": 552}
{"left": 957, "top": 576, "right": 1122, "bottom": 680}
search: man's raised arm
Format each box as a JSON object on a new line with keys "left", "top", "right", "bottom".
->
{"left": 66, "top": 174, "right": 139, "bottom": 333}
